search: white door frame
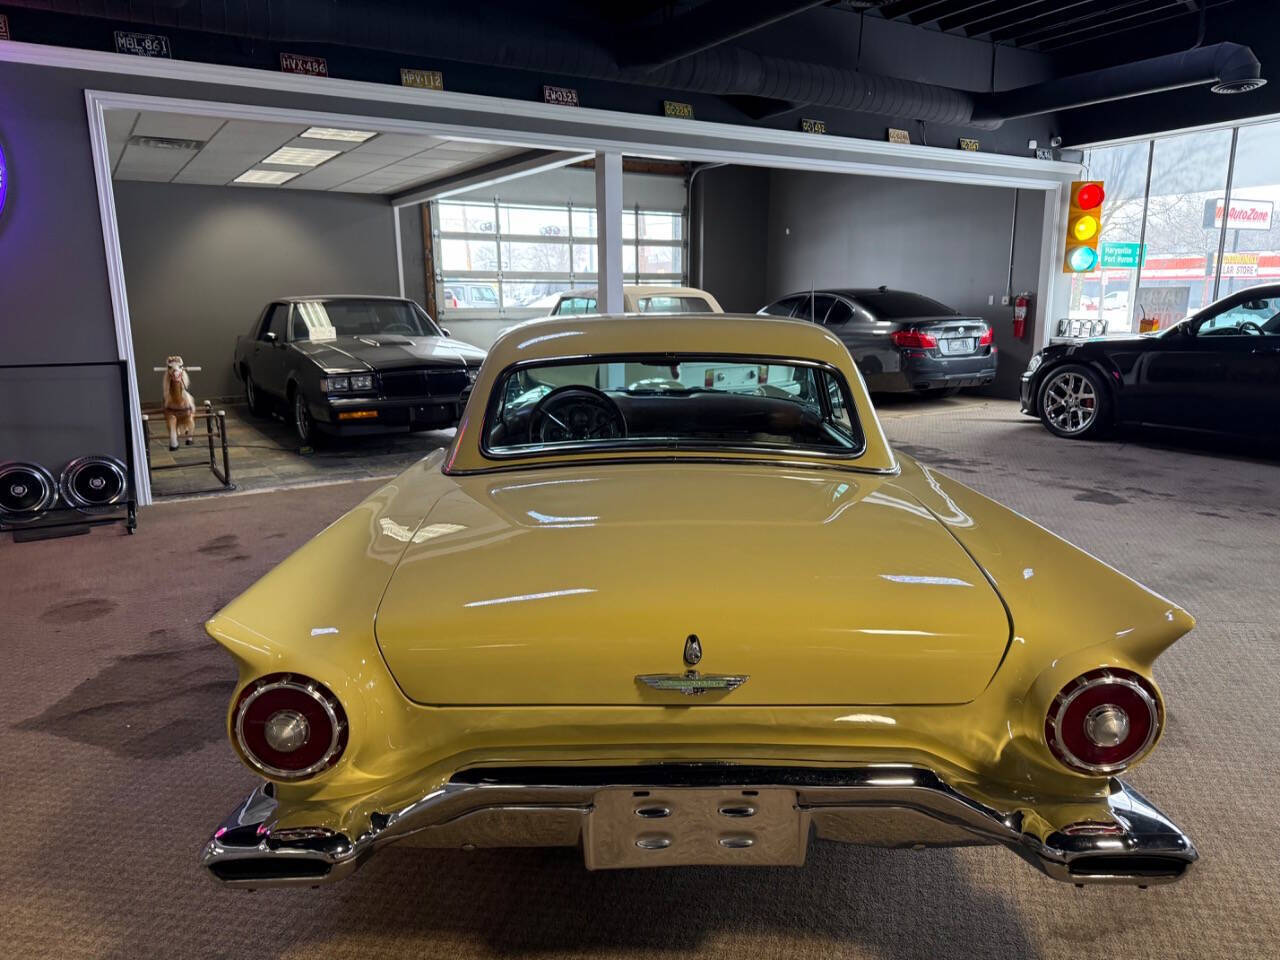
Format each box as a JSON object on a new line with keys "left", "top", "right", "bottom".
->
{"left": 46, "top": 42, "right": 1078, "bottom": 503}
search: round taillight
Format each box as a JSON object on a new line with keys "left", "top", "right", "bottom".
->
{"left": 1045, "top": 668, "right": 1161, "bottom": 774}
{"left": 233, "top": 674, "right": 347, "bottom": 780}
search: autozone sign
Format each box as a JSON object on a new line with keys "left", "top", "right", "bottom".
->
{"left": 1202, "top": 197, "right": 1274, "bottom": 231}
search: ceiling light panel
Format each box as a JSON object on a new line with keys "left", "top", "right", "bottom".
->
{"left": 235, "top": 169, "right": 299, "bottom": 185}
{"left": 261, "top": 146, "right": 342, "bottom": 167}
{"left": 300, "top": 127, "right": 378, "bottom": 143}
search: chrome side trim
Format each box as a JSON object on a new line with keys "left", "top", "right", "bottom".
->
{"left": 201, "top": 764, "right": 1196, "bottom": 889}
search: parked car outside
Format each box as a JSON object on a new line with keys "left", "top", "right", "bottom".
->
{"left": 204, "top": 312, "right": 1196, "bottom": 890}
{"left": 442, "top": 282, "right": 500, "bottom": 310}
{"left": 1021, "top": 282, "right": 1280, "bottom": 440}
{"left": 759, "top": 288, "right": 997, "bottom": 398}
{"left": 233, "top": 295, "right": 485, "bottom": 445}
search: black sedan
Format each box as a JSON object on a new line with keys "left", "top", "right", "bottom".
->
{"left": 234, "top": 296, "right": 486, "bottom": 445}
{"left": 1021, "top": 284, "right": 1280, "bottom": 440}
{"left": 759, "top": 288, "right": 997, "bottom": 398}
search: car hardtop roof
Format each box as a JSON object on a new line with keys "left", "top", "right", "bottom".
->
{"left": 558, "top": 285, "right": 717, "bottom": 300}
{"left": 782, "top": 287, "right": 950, "bottom": 302}
{"left": 275, "top": 295, "right": 415, "bottom": 304}
{"left": 488, "top": 312, "right": 851, "bottom": 367}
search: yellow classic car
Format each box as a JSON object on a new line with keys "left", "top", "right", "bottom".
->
{"left": 201, "top": 313, "right": 1197, "bottom": 888}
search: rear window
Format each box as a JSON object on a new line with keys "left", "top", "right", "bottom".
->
{"left": 636, "top": 295, "right": 715, "bottom": 314}
{"left": 485, "top": 354, "right": 863, "bottom": 458}
{"left": 852, "top": 291, "right": 956, "bottom": 319}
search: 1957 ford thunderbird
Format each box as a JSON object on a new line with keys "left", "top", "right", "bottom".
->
{"left": 202, "top": 313, "right": 1197, "bottom": 888}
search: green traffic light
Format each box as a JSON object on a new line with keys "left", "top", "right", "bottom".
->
{"left": 1068, "top": 246, "right": 1098, "bottom": 272}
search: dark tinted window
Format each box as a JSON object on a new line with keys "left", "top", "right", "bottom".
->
{"left": 825, "top": 299, "right": 854, "bottom": 325}
{"left": 263, "top": 304, "right": 289, "bottom": 340}
{"left": 794, "top": 295, "right": 836, "bottom": 323}
{"left": 853, "top": 292, "right": 955, "bottom": 320}
{"left": 761, "top": 295, "right": 802, "bottom": 317}
{"left": 291, "top": 299, "right": 439, "bottom": 340}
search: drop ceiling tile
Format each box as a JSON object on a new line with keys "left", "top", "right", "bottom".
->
{"left": 114, "top": 143, "right": 199, "bottom": 182}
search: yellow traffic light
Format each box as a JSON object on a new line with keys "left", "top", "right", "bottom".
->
{"left": 1063, "top": 180, "right": 1105, "bottom": 274}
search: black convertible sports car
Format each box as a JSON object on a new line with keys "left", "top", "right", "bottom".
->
{"left": 1021, "top": 284, "right": 1280, "bottom": 441}
{"left": 234, "top": 296, "right": 486, "bottom": 444}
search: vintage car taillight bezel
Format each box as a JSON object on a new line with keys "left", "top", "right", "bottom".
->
{"left": 233, "top": 673, "right": 348, "bottom": 780}
{"left": 1045, "top": 668, "right": 1162, "bottom": 775}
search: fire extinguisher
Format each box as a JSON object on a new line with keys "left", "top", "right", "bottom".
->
{"left": 1013, "top": 292, "right": 1031, "bottom": 339}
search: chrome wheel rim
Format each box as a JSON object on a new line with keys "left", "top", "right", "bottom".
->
{"left": 1043, "top": 371, "right": 1098, "bottom": 434}
{"left": 294, "top": 393, "right": 311, "bottom": 442}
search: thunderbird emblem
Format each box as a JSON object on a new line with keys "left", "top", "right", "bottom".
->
{"left": 638, "top": 633, "right": 746, "bottom": 696}
{"left": 683, "top": 634, "right": 703, "bottom": 666}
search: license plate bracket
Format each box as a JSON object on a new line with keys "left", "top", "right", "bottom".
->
{"left": 583, "top": 787, "right": 807, "bottom": 869}
{"left": 940, "top": 338, "right": 975, "bottom": 356}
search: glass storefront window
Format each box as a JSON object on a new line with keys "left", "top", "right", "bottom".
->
{"left": 1217, "top": 120, "right": 1280, "bottom": 298}
{"left": 1069, "top": 142, "right": 1149, "bottom": 333}
{"left": 1136, "top": 128, "right": 1234, "bottom": 329}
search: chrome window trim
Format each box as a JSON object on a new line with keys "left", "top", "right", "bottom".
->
{"left": 1047, "top": 673, "right": 1161, "bottom": 775}
{"left": 233, "top": 677, "right": 345, "bottom": 781}
{"left": 478, "top": 352, "right": 867, "bottom": 464}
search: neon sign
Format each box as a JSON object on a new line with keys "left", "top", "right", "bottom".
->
{"left": 0, "top": 142, "right": 8, "bottom": 218}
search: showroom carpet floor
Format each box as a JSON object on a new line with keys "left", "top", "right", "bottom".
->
{"left": 2, "top": 399, "right": 1278, "bottom": 960}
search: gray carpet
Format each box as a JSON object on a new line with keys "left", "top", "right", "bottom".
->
{"left": 2, "top": 399, "right": 1277, "bottom": 959}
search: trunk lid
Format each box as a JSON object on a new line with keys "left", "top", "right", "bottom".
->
{"left": 912, "top": 316, "right": 989, "bottom": 358}
{"left": 374, "top": 466, "right": 1010, "bottom": 706}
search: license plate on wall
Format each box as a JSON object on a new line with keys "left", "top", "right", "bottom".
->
{"left": 940, "top": 338, "right": 975, "bottom": 355}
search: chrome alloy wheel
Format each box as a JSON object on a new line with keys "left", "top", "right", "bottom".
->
{"left": 1042, "top": 370, "right": 1098, "bottom": 435}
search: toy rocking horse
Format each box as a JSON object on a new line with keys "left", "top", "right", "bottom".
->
{"left": 162, "top": 355, "right": 197, "bottom": 450}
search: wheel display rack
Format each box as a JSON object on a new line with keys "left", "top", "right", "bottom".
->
{"left": 0, "top": 359, "right": 138, "bottom": 539}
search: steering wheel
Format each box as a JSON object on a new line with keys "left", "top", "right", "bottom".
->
{"left": 1238, "top": 320, "right": 1265, "bottom": 335}
{"left": 529, "top": 386, "right": 626, "bottom": 444}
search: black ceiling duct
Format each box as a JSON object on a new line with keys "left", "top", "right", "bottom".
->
{"left": 10, "top": 2, "right": 1266, "bottom": 129}
{"left": 971, "top": 43, "right": 1265, "bottom": 124}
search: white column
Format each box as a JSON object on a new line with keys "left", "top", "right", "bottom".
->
{"left": 594, "top": 151, "right": 624, "bottom": 315}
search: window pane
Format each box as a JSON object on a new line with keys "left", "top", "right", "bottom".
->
{"left": 437, "top": 201, "right": 495, "bottom": 234}
{"left": 572, "top": 208, "right": 597, "bottom": 238}
{"left": 440, "top": 280, "right": 499, "bottom": 310}
{"left": 637, "top": 211, "right": 681, "bottom": 241}
{"left": 440, "top": 237, "right": 498, "bottom": 272}
{"left": 636, "top": 295, "right": 714, "bottom": 313}
{"left": 1218, "top": 120, "right": 1280, "bottom": 298}
{"left": 501, "top": 241, "right": 570, "bottom": 272}
{"left": 636, "top": 244, "right": 682, "bottom": 274}
{"left": 1069, "top": 142, "right": 1150, "bottom": 334}
{"left": 485, "top": 355, "right": 863, "bottom": 456}
{"left": 503, "top": 280, "right": 577, "bottom": 308}
{"left": 500, "top": 204, "right": 569, "bottom": 237}
{"left": 573, "top": 243, "right": 597, "bottom": 273}
{"left": 1135, "top": 128, "right": 1233, "bottom": 330}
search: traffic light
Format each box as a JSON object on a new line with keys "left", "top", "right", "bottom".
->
{"left": 1063, "top": 180, "right": 1105, "bottom": 274}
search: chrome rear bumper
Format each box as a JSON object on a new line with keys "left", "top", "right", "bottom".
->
{"left": 201, "top": 764, "right": 1195, "bottom": 888}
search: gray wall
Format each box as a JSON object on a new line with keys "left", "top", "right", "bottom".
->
{"left": 692, "top": 166, "right": 769, "bottom": 314}
{"left": 115, "top": 181, "right": 402, "bottom": 400}
{"left": 0, "top": 60, "right": 127, "bottom": 470}
{"left": 697, "top": 167, "right": 1045, "bottom": 398}
{"left": 764, "top": 171, "right": 1044, "bottom": 398}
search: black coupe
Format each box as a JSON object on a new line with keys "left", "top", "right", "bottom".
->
{"left": 234, "top": 296, "right": 486, "bottom": 445}
{"left": 1021, "top": 284, "right": 1280, "bottom": 441}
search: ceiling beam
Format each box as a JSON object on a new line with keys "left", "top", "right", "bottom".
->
{"left": 1037, "top": 0, "right": 1229, "bottom": 51}
{"left": 958, "top": 0, "right": 1095, "bottom": 38}
{"left": 614, "top": 0, "right": 828, "bottom": 69}
{"left": 998, "top": 0, "right": 1182, "bottom": 46}
{"left": 929, "top": 1, "right": 1009, "bottom": 31}
{"left": 877, "top": 0, "right": 955, "bottom": 24}
{"left": 390, "top": 149, "right": 593, "bottom": 208}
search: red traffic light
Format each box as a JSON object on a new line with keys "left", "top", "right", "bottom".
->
{"left": 1076, "top": 183, "right": 1105, "bottom": 210}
